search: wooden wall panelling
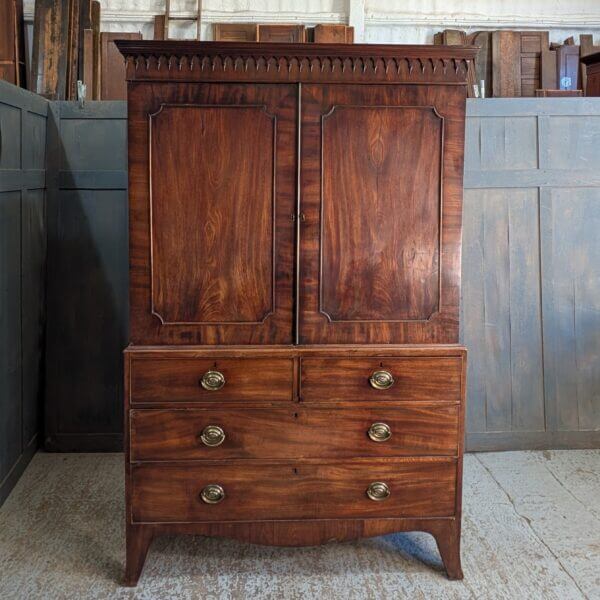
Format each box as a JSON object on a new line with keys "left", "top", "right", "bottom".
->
{"left": 212, "top": 23, "right": 257, "bottom": 42}
{"left": 463, "top": 98, "right": 600, "bottom": 451}
{"left": 257, "top": 24, "right": 305, "bottom": 43}
{"left": 45, "top": 101, "right": 128, "bottom": 451}
{"left": 0, "top": 81, "right": 48, "bottom": 505}
{"left": 313, "top": 25, "right": 354, "bottom": 43}
{"left": 31, "top": 0, "right": 71, "bottom": 99}
{"left": 0, "top": 0, "right": 26, "bottom": 86}
{"left": 100, "top": 32, "right": 142, "bottom": 100}
{"left": 557, "top": 44, "right": 580, "bottom": 90}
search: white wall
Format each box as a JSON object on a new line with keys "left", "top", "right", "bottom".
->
{"left": 23, "top": 0, "right": 600, "bottom": 44}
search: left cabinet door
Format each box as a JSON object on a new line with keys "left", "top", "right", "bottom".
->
{"left": 128, "top": 83, "right": 297, "bottom": 345}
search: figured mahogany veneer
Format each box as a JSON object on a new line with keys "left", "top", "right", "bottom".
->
{"left": 131, "top": 459, "right": 457, "bottom": 522}
{"left": 130, "top": 405, "right": 460, "bottom": 460}
{"left": 119, "top": 41, "right": 472, "bottom": 585}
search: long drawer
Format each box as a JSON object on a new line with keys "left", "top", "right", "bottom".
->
{"left": 130, "top": 406, "right": 460, "bottom": 460}
{"left": 300, "top": 357, "right": 462, "bottom": 403}
{"left": 131, "top": 459, "right": 457, "bottom": 522}
{"left": 129, "top": 357, "right": 294, "bottom": 404}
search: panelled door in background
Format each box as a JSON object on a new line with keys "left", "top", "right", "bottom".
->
{"left": 128, "top": 83, "right": 297, "bottom": 345}
{"left": 299, "top": 84, "right": 467, "bottom": 344}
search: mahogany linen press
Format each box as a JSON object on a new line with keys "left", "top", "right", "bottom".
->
{"left": 117, "top": 40, "right": 475, "bottom": 585}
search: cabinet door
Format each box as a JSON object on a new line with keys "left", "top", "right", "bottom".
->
{"left": 129, "top": 83, "right": 296, "bottom": 344}
{"left": 299, "top": 85, "right": 466, "bottom": 344}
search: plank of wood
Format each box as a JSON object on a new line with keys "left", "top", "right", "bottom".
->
{"left": 520, "top": 31, "right": 549, "bottom": 97}
{"left": 0, "top": 0, "right": 26, "bottom": 86}
{"left": 212, "top": 23, "right": 257, "bottom": 42}
{"left": 81, "top": 28, "right": 93, "bottom": 95}
{"left": 257, "top": 24, "right": 305, "bottom": 43}
{"left": 100, "top": 32, "right": 141, "bottom": 100}
{"left": 492, "top": 31, "right": 522, "bottom": 97}
{"left": 153, "top": 15, "right": 165, "bottom": 40}
{"left": 313, "top": 24, "right": 354, "bottom": 44}
{"left": 540, "top": 48, "right": 557, "bottom": 89}
{"left": 535, "top": 89, "right": 582, "bottom": 97}
{"left": 31, "top": 0, "right": 71, "bottom": 99}
{"left": 434, "top": 29, "right": 467, "bottom": 45}
{"left": 77, "top": 0, "right": 91, "bottom": 82}
{"left": 65, "top": 0, "right": 80, "bottom": 100}
{"left": 91, "top": 1, "right": 100, "bottom": 99}
{"left": 557, "top": 44, "right": 580, "bottom": 90}
{"left": 466, "top": 31, "right": 492, "bottom": 96}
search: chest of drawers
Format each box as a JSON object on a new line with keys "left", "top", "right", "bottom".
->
{"left": 117, "top": 40, "right": 474, "bottom": 585}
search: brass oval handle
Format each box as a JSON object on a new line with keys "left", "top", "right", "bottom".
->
{"left": 366, "top": 481, "right": 391, "bottom": 501}
{"left": 369, "top": 370, "right": 395, "bottom": 390}
{"left": 368, "top": 422, "right": 392, "bottom": 442}
{"left": 200, "top": 484, "right": 225, "bottom": 504}
{"left": 199, "top": 425, "right": 226, "bottom": 447}
{"left": 200, "top": 370, "right": 225, "bottom": 391}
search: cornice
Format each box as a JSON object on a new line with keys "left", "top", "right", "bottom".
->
{"left": 116, "top": 41, "right": 477, "bottom": 85}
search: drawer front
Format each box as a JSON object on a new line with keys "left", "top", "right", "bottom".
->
{"left": 300, "top": 357, "right": 462, "bottom": 403}
{"left": 131, "top": 459, "right": 457, "bottom": 522}
{"left": 130, "top": 406, "right": 459, "bottom": 460}
{"left": 129, "top": 357, "right": 294, "bottom": 404}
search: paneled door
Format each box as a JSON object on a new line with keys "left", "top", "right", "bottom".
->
{"left": 128, "top": 83, "right": 297, "bottom": 345}
{"left": 298, "top": 84, "right": 466, "bottom": 344}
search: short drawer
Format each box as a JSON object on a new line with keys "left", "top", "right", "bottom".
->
{"left": 131, "top": 459, "right": 457, "bottom": 522}
{"left": 129, "top": 357, "right": 294, "bottom": 404}
{"left": 130, "top": 405, "right": 459, "bottom": 460}
{"left": 300, "top": 357, "right": 462, "bottom": 403}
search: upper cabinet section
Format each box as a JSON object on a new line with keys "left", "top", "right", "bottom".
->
{"left": 116, "top": 41, "right": 477, "bottom": 86}
{"left": 120, "top": 43, "right": 472, "bottom": 346}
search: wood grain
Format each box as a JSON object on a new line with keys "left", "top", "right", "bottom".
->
{"left": 212, "top": 23, "right": 257, "bottom": 42}
{"left": 100, "top": 32, "right": 141, "bottom": 100}
{"left": 313, "top": 25, "right": 353, "bottom": 44}
{"left": 582, "top": 51, "right": 600, "bottom": 96}
{"left": 257, "top": 25, "right": 305, "bottom": 43}
{"left": 0, "top": 0, "right": 26, "bottom": 86}
{"left": 150, "top": 105, "right": 275, "bottom": 326}
{"left": 131, "top": 459, "right": 457, "bottom": 522}
{"left": 320, "top": 105, "right": 442, "bottom": 323}
{"left": 130, "top": 405, "right": 460, "bottom": 460}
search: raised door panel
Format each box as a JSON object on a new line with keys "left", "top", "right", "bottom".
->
{"left": 299, "top": 85, "right": 466, "bottom": 344}
{"left": 128, "top": 83, "right": 296, "bottom": 344}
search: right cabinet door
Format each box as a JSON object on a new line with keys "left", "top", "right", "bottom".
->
{"left": 298, "top": 84, "right": 466, "bottom": 345}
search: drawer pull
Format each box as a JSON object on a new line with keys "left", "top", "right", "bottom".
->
{"left": 200, "top": 370, "right": 225, "bottom": 391}
{"left": 200, "top": 484, "right": 225, "bottom": 504}
{"left": 369, "top": 370, "right": 395, "bottom": 390}
{"left": 366, "top": 481, "right": 391, "bottom": 501}
{"left": 199, "top": 425, "right": 226, "bottom": 447}
{"left": 368, "top": 422, "right": 392, "bottom": 442}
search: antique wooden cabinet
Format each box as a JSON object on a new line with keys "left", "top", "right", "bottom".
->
{"left": 117, "top": 40, "right": 475, "bottom": 585}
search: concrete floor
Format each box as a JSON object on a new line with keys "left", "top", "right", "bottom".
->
{"left": 0, "top": 451, "right": 598, "bottom": 599}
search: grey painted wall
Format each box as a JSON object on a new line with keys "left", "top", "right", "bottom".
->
{"left": 462, "top": 98, "right": 600, "bottom": 450}
{"left": 0, "top": 81, "right": 47, "bottom": 504}
{"left": 44, "top": 102, "right": 128, "bottom": 452}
